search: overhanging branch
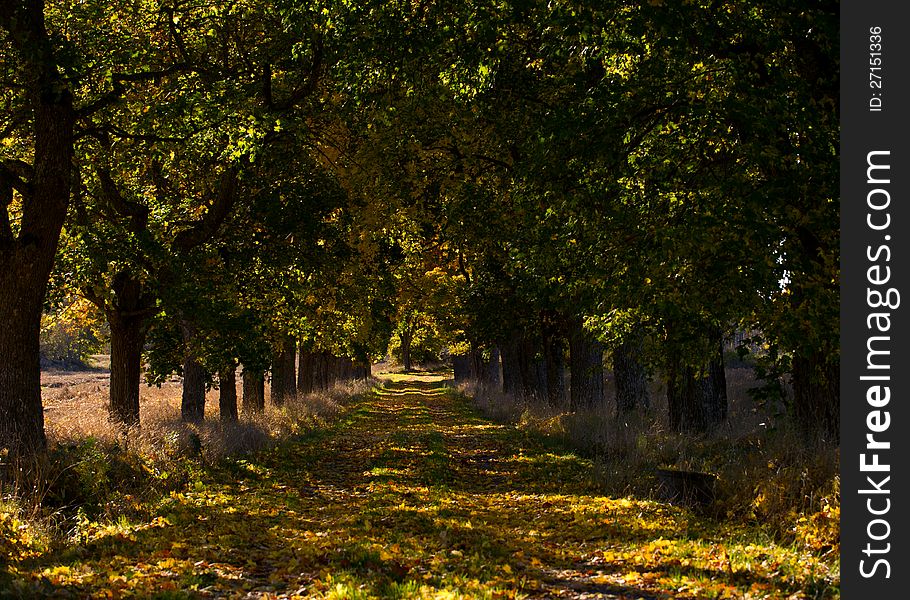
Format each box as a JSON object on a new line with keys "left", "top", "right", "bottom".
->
{"left": 171, "top": 166, "right": 239, "bottom": 251}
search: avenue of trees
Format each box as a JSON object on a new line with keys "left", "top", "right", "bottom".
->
{"left": 2, "top": 0, "right": 837, "bottom": 467}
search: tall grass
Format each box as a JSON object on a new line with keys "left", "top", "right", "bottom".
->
{"left": 2, "top": 376, "right": 373, "bottom": 555}
{"left": 43, "top": 378, "right": 367, "bottom": 461}
{"left": 462, "top": 368, "right": 839, "bottom": 554}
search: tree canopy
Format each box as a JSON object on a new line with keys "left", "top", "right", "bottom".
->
{"left": 1, "top": 0, "right": 838, "bottom": 459}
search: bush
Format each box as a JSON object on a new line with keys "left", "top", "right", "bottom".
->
{"left": 40, "top": 298, "right": 106, "bottom": 368}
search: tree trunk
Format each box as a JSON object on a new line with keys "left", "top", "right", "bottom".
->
{"left": 105, "top": 271, "right": 151, "bottom": 427}
{"left": 485, "top": 347, "right": 501, "bottom": 385}
{"left": 297, "top": 348, "right": 314, "bottom": 395}
{"left": 541, "top": 315, "right": 566, "bottom": 406}
{"left": 242, "top": 367, "right": 265, "bottom": 414}
{"left": 181, "top": 357, "right": 207, "bottom": 423}
{"left": 401, "top": 330, "right": 413, "bottom": 372}
{"left": 666, "top": 339, "right": 727, "bottom": 433}
{"left": 326, "top": 354, "right": 340, "bottom": 386}
{"left": 107, "top": 311, "right": 146, "bottom": 427}
{"left": 270, "top": 336, "right": 296, "bottom": 406}
{"left": 0, "top": 296, "right": 47, "bottom": 460}
{"left": 353, "top": 360, "right": 371, "bottom": 380}
{"left": 219, "top": 365, "right": 238, "bottom": 422}
{"left": 453, "top": 354, "right": 473, "bottom": 383}
{"left": 500, "top": 337, "right": 521, "bottom": 395}
{"left": 0, "top": 29, "right": 75, "bottom": 459}
{"left": 569, "top": 321, "right": 604, "bottom": 410}
{"left": 791, "top": 350, "right": 839, "bottom": 442}
{"left": 311, "top": 351, "right": 331, "bottom": 391}
{"left": 518, "top": 336, "right": 547, "bottom": 400}
{"left": 338, "top": 357, "right": 354, "bottom": 381}
{"left": 613, "top": 329, "right": 650, "bottom": 416}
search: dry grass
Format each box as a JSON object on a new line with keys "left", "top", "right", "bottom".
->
{"left": 1, "top": 366, "right": 376, "bottom": 534}
{"left": 41, "top": 369, "right": 370, "bottom": 462}
{"left": 462, "top": 367, "right": 839, "bottom": 552}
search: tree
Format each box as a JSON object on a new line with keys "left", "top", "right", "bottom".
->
{"left": 1, "top": 1, "right": 79, "bottom": 458}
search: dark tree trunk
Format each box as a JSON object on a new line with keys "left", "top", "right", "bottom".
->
{"left": 666, "top": 339, "right": 727, "bottom": 433}
{"left": 105, "top": 271, "right": 152, "bottom": 427}
{"left": 470, "top": 346, "right": 501, "bottom": 387}
{"left": 304, "top": 351, "right": 334, "bottom": 392}
{"left": 486, "top": 347, "right": 501, "bottom": 385}
{"left": 181, "top": 358, "right": 207, "bottom": 423}
{"left": 792, "top": 350, "right": 839, "bottom": 442}
{"left": 500, "top": 337, "right": 521, "bottom": 395}
{"left": 517, "top": 336, "right": 547, "bottom": 400}
{"left": 569, "top": 321, "right": 604, "bottom": 410}
{"left": 613, "top": 329, "right": 650, "bottom": 416}
{"left": 107, "top": 311, "right": 146, "bottom": 427}
{"left": 337, "top": 357, "right": 354, "bottom": 381}
{"left": 297, "top": 348, "right": 314, "bottom": 394}
{"left": 219, "top": 365, "right": 238, "bottom": 422}
{"left": 270, "top": 336, "right": 296, "bottom": 406}
{"left": 312, "top": 351, "right": 333, "bottom": 391}
{"left": 353, "top": 360, "right": 371, "bottom": 380}
{"left": 453, "top": 354, "right": 473, "bottom": 383}
{"left": 0, "top": 296, "right": 47, "bottom": 460}
{"left": 312, "top": 352, "right": 325, "bottom": 391}
{"left": 0, "top": 16, "right": 75, "bottom": 459}
{"left": 329, "top": 356, "right": 339, "bottom": 384}
{"left": 242, "top": 367, "right": 265, "bottom": 414}
{"left": 281, "top": 337, "right": 297, "bottom": 399}
{"left": 401, "top": 330, "right": 413, "bottom": 372}
{"left": 540, "top": 315, "right": 566, "bottom": 406}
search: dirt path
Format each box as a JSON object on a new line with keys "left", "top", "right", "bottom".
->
{"left": 6, "top": 374, "right": 835, "bottom": 598}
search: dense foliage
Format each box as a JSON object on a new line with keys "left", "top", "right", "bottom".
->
{"left": 2, "top": 0, "right": 837, "bottom": 595}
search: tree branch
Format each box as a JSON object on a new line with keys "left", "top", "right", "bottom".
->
{"left": 171, "top": 166, "right": 239, "bottom": 251}
{"left": 75, "top": 63, "right": 194, "bottom": 118}
{"left": 273, "top": 36, "right": 324, "bottom": 111}
{"left": 96, "top": 167, "right": 149, "bottom": 233}
{"left": 0, "top": 159, "right": 32, "bottom": 197}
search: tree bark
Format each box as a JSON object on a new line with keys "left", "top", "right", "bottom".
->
{"left": 400, "top": 330, "right": 413, "bottom": 372}
{"left": 219, "top": 365, "right": 238, "bottom": 422}
{"left": 107, "top": 311, "right": 146, "bottom": 427}
{"left": 353, "top": 359, "right": 371, "bottom": 380}
{"left": 791, "top": 350, "right": 839, "bottom": 442}
{"left": 104, "top": 271, "right": 152, "bottom": 427}
{"left": 666, "top": 338, "right": 727, "bottom": 433}
{"left": 453, "top": 354, "right": 473, "bottom": 383}
{"left": 181, "top": 357, "right": 207, "bottom": 423}
{"left": 569, "top": 321, "right": 604, "bottom": 410}
{"left": 485, "top": 347, "right": 501, "bottom": 385}
{"left": 242, "top": 367, "right": 265, "bottom": 414}
{"left": 540, "top": 314, "right": 566, "bottom": 406}
{"left": 311, "top": 351, "right": 331, "bottom": 391}
{"left": 270, "top": 336, "right": 296, "bottom": 405}
{"left": 517, "top": 336, "right": 547, "bottom": 400}
{"left": 337, "top": 356, "right": 354, "bottom": 381}
{"left": 0, "top": 6, "right": 75, "bottom": 459}
{"left": 500, "top": 337, "right": 521, "bottom": 395}
{"left": 613, "top": 329, "right": 650, "bottom": 416}
{"left": 0, "top": 295, "right": 47, "bottom": 460}
{"left": 297, "top": 348, "right": 314, "bottom": 394}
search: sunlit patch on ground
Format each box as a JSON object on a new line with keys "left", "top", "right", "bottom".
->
{"left": 5, "top": 375, "right": 838, "bottom": 598}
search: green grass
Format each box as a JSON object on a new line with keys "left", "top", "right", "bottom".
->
{"left": 2, "top": 376, "right": 839, "bottom": 598}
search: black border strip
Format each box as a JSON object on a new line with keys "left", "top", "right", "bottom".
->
{"left": 841, "top": 2, "right": 909, "bottom": 596}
